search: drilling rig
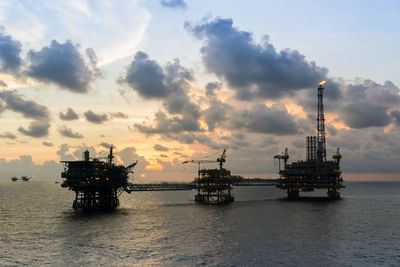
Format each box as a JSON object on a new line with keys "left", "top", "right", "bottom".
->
{"left": 275, "top": 81, "right": 344, "bottom": 200}
{"left": 183, "top": 149, "right": 234, "bottom": 204}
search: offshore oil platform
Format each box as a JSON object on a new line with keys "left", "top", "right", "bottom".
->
{"left": 61, "top": 147, "right": 138, "bottom": 209}
{"left": 60, "top": 81, "right": 343, "bottom": 210}
{"left": 60, "top": 148, "right": 274, "bottom": 209}
{"left": 183, "top": 149, "right": 234, "bottom": 204}
{"left": 274, "top": 81, "right": 344, "bottom": 200}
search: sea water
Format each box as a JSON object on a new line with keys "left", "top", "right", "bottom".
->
{"left": 1, "top": 181, "right": 400, "bottom": 266}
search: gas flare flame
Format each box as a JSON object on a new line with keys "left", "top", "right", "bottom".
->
{"left": 319, "top": 80, "right": 326, "bottom": 86}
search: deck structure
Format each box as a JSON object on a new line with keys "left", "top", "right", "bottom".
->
{"left": 61, "top": 147, "right": 137, "bottom": 210}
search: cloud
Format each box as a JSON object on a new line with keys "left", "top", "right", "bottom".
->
{"left": 84, "top": 110, "right": 108, "bottom": 124}
{"left": 86, "top": 47, "right": 102, "bottom": 77}
{"left": 42, "top": 141, "right": 53, "bottom": 147}
{"left": 58, "top": 126, "right": 83, "bottom": 139}
{"left": 186, "top": 17, "right": 335, "bottom": 100}
{"left": 99, "top": 142, "right": 113, "bottom": 149}
{"left": 0, "top": 155, "right": 62, "bottom": 180}
{"left": 124, "top": 52, "right": 203, "bottom": 137}
{"left": 391, "top": 110, "right": 400, "bottom": 126}
{"left": 59, "top": 107, "right": 79, "bottom": 120}
{"left": 341, "top": 102, "right": 392, "bottom": 129}
{"left": 327, "top": 127, "right": 400, "bottom": 173}
{"left": 116, "top": 147, "right": 149, "bottom": 173}
{"left": 165, "top": 132, "right": 220, "bottom": 149}
{"left": 203, "top": 98, "right": 229, "bottom": 131}
{"left": 57, "top": 144, "right": 75, "bottom": 161}
{"left": 0, "top": 131, "right": 16, "bottom": 139}
{"left": 120, "top": 51, "right": 193, "bottom": 99}
{"left": 160, "top": 0, "right": 187, "bottom": 9}
{"left": 0, "top": 90, "right": 51, "bottom": 138}
{"left": 205, "top": 81, "right": 221, "bottom": 97}
{"left": 0, "top": 90, "right": 50, "bottom": 119}
{"left": 231, "top": 104, "right": 298, "bottom": 135}
{"left": 0, "top": 29, "right": 22, "bottom": 74}
{"left": 109, "top": 112, "right": 128, "bottom": 119}
{"left": 135, "top": 111, "right": 201, "bottom": 134}
{"left": 334, "top": 80, "right": 399, "bottom": 129}
{"left": 18, "top": 121, "right": 50, "bottom": 138}
{"left": 26, "top": 40, "right": 100, "bottom": 93}
{"left": 154, "top": 144, "right": 169, "bottom": 151}
{"left": 0, "top": 80, "right": 8, "bottom": 87}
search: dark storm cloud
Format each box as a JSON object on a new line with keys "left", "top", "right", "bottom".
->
{"left": 0, "top": 29, "right": 22, "bottom": 74}
{"left": 186, "top": 17, "right": 332, "bottom": 100}
{"left": 232, "top": 104, "right": 298, "bottom": 135}
{"left": 42, "top": 141, "right": 54, "bottom": 147}
{"left": 0, "top": 80, "right": 7, "bottom": 87}
{"left": 84, "top": 110, "right": 108, "bottom": 124}
{"left": 120, "top": 51, "right": 193, "bottom": 99}
{"left": 154, "top": 144, "right": 169, "bottom": 151}
{"left": 0, "top": 90, "right": 50, "bottom": 119}
{"left": 0, "top": 131, "right": 16, "bottom": 139}
{"left": 58, "top": 126, "right": 83, "bottom": 139}
{"left": 18, "top": 121, "right": 50, "bottom": 138}
{"left": 59, "top": 107, "right": 79, "bottom": 121}
{"left": 27, "top": 40, "right": 99, "bottom": 93}
{"left": 160, "top": 0, "right": 187, "bottom": 9}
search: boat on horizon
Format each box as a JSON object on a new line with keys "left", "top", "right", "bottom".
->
{"left": 11, "top": 177, "right": 18, "bottom": 182}
{"left": 21, "top": 176, "right": 31, "bottom": 182}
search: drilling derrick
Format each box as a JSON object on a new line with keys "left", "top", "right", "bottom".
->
{"left": 276, "top": 81, "right": 344, "bottom": 200}
{"left": 61, "top": 147, "right": 137, "bottom": 210}
{"left": 317, "top": 81, "right": 327, "bottom": 163}
{"left": 183, "top": 149, "right": 234, "bottom": 204}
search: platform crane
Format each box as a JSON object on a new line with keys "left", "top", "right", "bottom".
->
{"left": 183, "top": 149, "right": 227, "bottom": 174}
{"left": 274, "top": 148, "right": 289, "bottom": 172}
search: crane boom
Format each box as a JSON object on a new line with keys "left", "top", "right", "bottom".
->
{"left": 182, "top": 149, "right": 227, "bottom": 171}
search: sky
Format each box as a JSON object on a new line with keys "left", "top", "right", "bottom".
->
{"left": 0, "top": 0, "right": 399, "bottom": 181}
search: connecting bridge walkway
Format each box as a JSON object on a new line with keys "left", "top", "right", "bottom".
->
{"left": 125, "top": 178, "right": 279, "bottom": 193}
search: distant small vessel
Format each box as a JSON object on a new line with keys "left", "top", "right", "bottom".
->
{"left": 21, "top": 176, "right": 31, "bottom": 182}
{"left": 11, "top": 177, "right": 18, "bottom": 182}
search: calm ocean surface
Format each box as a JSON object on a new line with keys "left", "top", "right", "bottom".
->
{"left": 1, "top": 181, "right": 400, "bottom": 266}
